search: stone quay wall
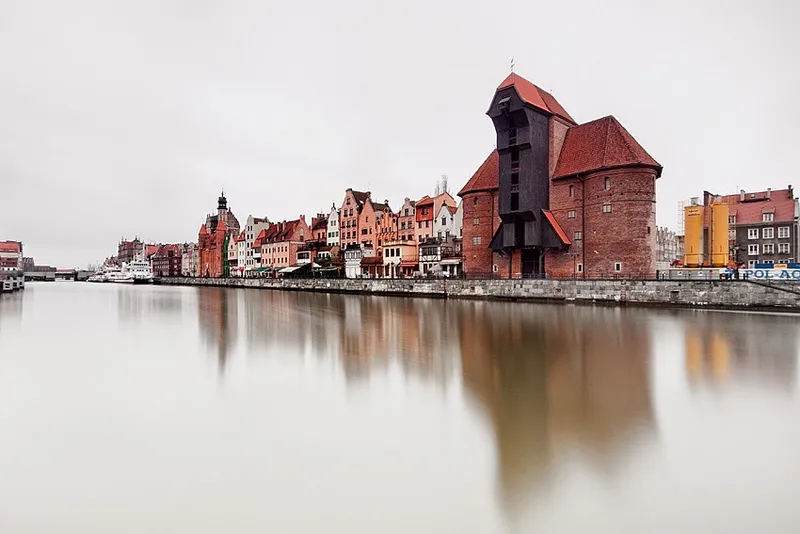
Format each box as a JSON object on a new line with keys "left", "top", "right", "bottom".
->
{"left": 157, "top": 277, "right": 800, "bottom": 312}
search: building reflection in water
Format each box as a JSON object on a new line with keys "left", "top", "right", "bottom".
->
{"left": 193, "top": 288, "right": 800, "bottom": 524}
{"left": 197, "top": 287, "right": 238, "bottom": 375}
{"left": 681, "top": 311, "right": 798, "bottom": 390}
{"left": 0, "top": 291, "right": 24, "bottom": 335}
{"left": 457, "top": 302, "right": 655, "bottom": 516}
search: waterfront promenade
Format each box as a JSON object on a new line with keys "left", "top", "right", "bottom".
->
{"left": 158, "top": 276, "right": 800, "bottom": 312}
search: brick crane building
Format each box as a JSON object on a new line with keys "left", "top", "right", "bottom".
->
{"left": 459, "top": 72, "right": 662, "bottom": 279}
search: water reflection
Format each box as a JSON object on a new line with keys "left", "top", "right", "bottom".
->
{"left": 0, "top": 291, "right": 24, "bottom": 334}
{"left": 679, "top": 311, "right": 798, "bottom": 390}
{"left": 197, "top": 287, "right": 238, "bottom": 374}
{"left": 458, "top": 303, "right": 655, "bottom": 515}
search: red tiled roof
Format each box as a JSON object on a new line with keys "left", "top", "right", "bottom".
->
{"left": 458, "top": 151, "right": 499, "bottom": 196}
{"left": 252, "top": 228, "right": 267, "bottom": 248}
{"left": 198, "top": 225, "right": 209, "bottom": 236}
{"left": 720, "top": 189, "right": 796, "bottom": 224}
{"left": 145, "top": 245, "right": 159, "bottom": 258}
{"left": 415, "top": 195, "right": 433, "bottom": 207}
{"left": 361, "top": 256, "right": 383, "bottom": 265}
{"left": 261, "top": 219, "right": 304, "bottom": 243}
{"left": 153, "top": 244, "right": 180, "bottom": 258}
{"left": 553, "top": 116, "right": 662, "bottom": 179}
{"left": 496, "top": 73, "right": 575, "bottom": 124}
{"left": 542, "top": 210, "right": 571, "bottom": 245}
{"left": 372, "top": 201, "right": 391, "bottom": 212}
{"left": 311, "top": 217, "right": 328, "bottom": 231}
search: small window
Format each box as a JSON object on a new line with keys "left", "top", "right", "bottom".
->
{"left": 441, "top": 217, "right": 447, "bottom": 225}
{"left": 510, "top": 148, "right": 519, "bottom": 164}
{"left": 510, "top": 193, "right": 519, "bottom": 211}
{"left": 473, "top": 198, "right": 478, "bottom": 205}
{"left": 511, "top": 172, "right": 519, "bottom": 185}
{"left": 748, "top": 260, "right": 756, "bottom": 268}
{"left": 473, "top": 217, "right": 480, "bottom": 226}
{"left": 577, "top": 263, "right": 583, "bottom": 273}
{"left": 779, "top": 243, "right": 790, "bottom": 254}
{"left": 567, "top": 210, "right": 576, "bottom": 219}
{"left": 602, "top": 203, "right": 612, "bottom": 213}
{"left": 647, "top": 226, "right": 651, "bottom": 234}
{"left": 763, "top": 244, "right": 775, "bottom": 254}
{"left": 574, "top": 231, "right": 583, "bottom": 241}
{"left": 569, "top": 184, "right": 574, "bottom": 197}
{"left": 729, "top": 229, "right": 736, "bottom": 239}
{"left": 492, "top": 264, "right": 498, "bottom": 273}
{"left": 614, "top": 262, "right": 622, "bottom": 272}
{"left": 472, "top": 236, "right": 482, "bottom": 246}
{"left": 763, "top": 227, "right": 774, "bottom": 239}
{"left": 604, "top": 177, "right": 611, "bottom": 190}
{"left": 763, "top": 213, "right": 774, "bottom": 222}
{"left": 748, "top": 228, "right": 759, "bottom": 240}
{"left": 728, "top": 215, "right": 736, "bottom": 225}
{"left": 508, "top": 128, "right": 517, "bottom": 145}
{"left": 779, "top": 227, "right": 790, "bottom": 238}
{"left": 748, "top": 244, "right": 759, "bottom": 255}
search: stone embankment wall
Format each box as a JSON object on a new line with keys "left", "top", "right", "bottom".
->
{"left": 157, "top": 277, "right": 800, "bottom": 312}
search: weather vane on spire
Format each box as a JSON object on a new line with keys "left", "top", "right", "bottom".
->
{"left": 510, "top": 57, "right": 515, "bottom": 73}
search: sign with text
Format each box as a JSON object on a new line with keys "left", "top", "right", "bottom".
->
{"left": 743, "top": 268, "right": 800, "bottom": 280}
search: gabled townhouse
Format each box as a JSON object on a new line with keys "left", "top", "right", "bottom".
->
{"left": 397, "top": 198, "right": 416, "bottom": 242}
{"left": 258, "top": 217, "right": 311, "bottom": 270}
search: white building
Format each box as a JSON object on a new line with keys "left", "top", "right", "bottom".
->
{"left": 327, "top": 204, "right": 340, "bottom": 247}
{"left": 0, "top": 241, "right": 23, "bottom": 271}
{"left": 344, "top": 244, "right": 374, "bottom": 279}
{"left": 235, "top": 231, "right": 248, "bottom": 276}
{"left": 244, "top": 215, "right": 271, "bottom": 272}
{"left": 433, "top": 201, "right": 462, "bottom": 241}
{"left": 180, "top": 243, "right": 196, "bottom": 277}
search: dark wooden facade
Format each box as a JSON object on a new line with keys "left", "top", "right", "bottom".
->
{"left": 487, "top": 86, "right": 563, "bottom": 276}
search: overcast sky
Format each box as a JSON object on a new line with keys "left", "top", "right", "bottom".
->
{"left": 1, "top": 0, "right": 797, "bottom": 267}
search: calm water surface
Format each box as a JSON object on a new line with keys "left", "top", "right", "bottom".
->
{"left": 1, "top": 283, "right": 799, "bottom": 533}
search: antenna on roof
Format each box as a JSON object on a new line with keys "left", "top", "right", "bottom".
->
{"left": 510, "top": 57, "right": 515, "bottom": 73}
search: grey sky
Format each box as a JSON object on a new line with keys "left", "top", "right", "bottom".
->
{"left": 1, "top": 0, "right": 797, "bottom": 267}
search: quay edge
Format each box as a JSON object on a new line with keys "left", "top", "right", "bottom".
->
{"left": 154, "top": 277, "right": 800, "bottom": 313}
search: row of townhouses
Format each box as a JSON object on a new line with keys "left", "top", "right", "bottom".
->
{"left": 112, "top": 70, "right": 798, "bottom": 280}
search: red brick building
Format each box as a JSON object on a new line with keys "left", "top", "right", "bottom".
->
{"left": 459, "top": 72, "right": 662, "bottom": 279}
{"left": 340, "top": 189, "right": 371, "bottom": 248}
{"left": 257, "top": 217, "right": 311, "bottom": 269}
{"left": 310, "top": 213, "right": 328, "bottom": 243}
{"left": 0, "top": 241, "right": 23, "bottom": 270}
{"left": 151, "top": 244, "right": 182, "bottom": 277}
{"left": 197, "top": 192, "right": 241, "bottom": 277}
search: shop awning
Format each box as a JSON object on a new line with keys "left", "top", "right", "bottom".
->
{"left": 440, "top": 258, "right": 462, "bottom": 266}
{"left": 279, "top": 265, "right": 303, "bottom": 273}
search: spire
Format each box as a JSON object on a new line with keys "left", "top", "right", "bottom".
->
{"left": 218, "top": 189, "right": 228, "bottom": 211}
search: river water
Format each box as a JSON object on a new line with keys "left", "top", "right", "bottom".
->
{"left": 1, "top": 283, "right": 799, "bottom": 533}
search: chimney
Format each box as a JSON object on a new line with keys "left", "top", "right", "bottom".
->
{"left": 740, "top": 189, "right": 745, "bottom": 202}
{"left": 789, "top": 185, "right": 794, "bottom": 199}
{"left": 300, "top": 214, "right": 305, "bottom": 222}
{"left": 767, "top": 188, "right": 771, "bottom": 199}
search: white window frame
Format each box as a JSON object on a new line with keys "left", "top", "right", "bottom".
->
{"left": 748, "top": 244, "right": 759, "bottom": 256}
{"left": 602, "top": 204, "right": 612, "bottom": 213}
{"left": 748, "top": 228, "right": 759, "bottom": 240}
{"left": 492, "top": 264, "right": 498, "bottom": 273}
{"left": 763, "top": 243, "right": 774, "bottom": 254}
{"left": 472, "top": 236, "right": 482, "bottom": 246}
{"left": 728, "top": 215, "right": 736, "bottom": 224}
{"left": 748, "top": 260, "right": 756, "bottom": 268}
{"left": 567, "top": 210, "right": 576, "bottom": 219}
{"left": 762, "top": 227, "right": 774, "bottom": 239}
{"left": 779, "top": 243, "right": 790, "bottom": 254}
{"left": 763, "top": 213, "right": 774, "bottom": 222}
{"left": 574, "top": 231, "right": 583, "bottom": 241}
{"left": 614, "top": 262, "right": 622, "bottom": 272}
{"left": 576, "top": 263, "right": 583, "bottom": 273}
{"left": 763, "top": 259, "right": 774, "bottom": 266}
{"left": 779, "top": 226, "right": 790, "bottom": 239}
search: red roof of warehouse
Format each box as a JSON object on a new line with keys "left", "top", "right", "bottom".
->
{"left": 496, "top": 73, "right": 575, "bottom": 124}
{"left": 553, "top": 116, "right": 661, "bottom": 179}
{"left": 458, "top": 151, "right": 499, "bottom": 196}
